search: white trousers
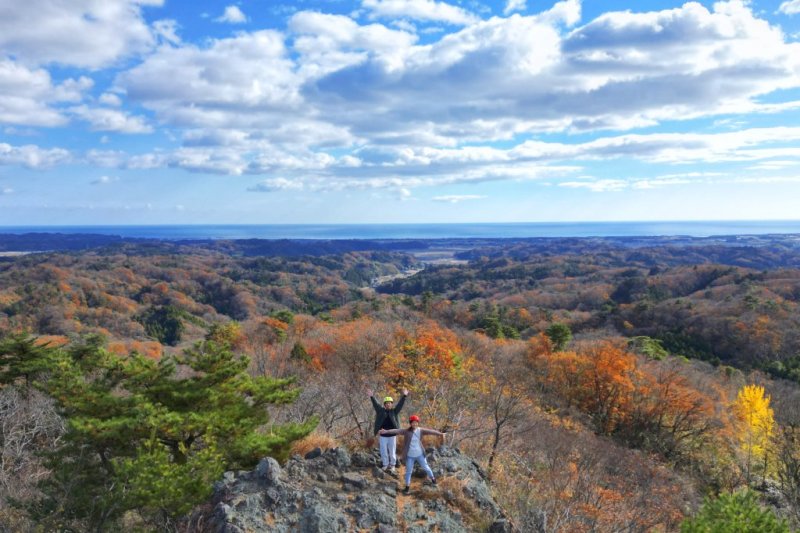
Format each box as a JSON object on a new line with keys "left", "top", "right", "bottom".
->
{"left": 379, "top": 435, "right": 397, "bottom": 468}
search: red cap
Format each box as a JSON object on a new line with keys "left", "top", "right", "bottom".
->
{"left": 409, "top": 415, "right": 420, "bottom": 422}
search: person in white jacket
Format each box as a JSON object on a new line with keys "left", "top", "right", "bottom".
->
{"left": 380, "top": 414, "right": 445, "bottom": 494}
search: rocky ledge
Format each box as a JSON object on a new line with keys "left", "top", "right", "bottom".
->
{"left": 187, "top": 445, "right": 515, "bottom": 532}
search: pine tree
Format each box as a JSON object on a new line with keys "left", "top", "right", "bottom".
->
{"left": 8, "top": 335, "right": 315, "bottom": 530}
{"left": 681, "top": 490, "right": 789, "bottom": 533}
{"left": 545, "top": 323, "right": 572, "bottom": 352}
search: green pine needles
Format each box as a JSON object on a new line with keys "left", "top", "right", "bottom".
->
{"left": 681, "top": 490, "right": 790, "bottom": 533}
{"left": 0, "top": 334, "right": 316, "bottom": 531}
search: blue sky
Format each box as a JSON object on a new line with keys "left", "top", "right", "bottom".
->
{"left": 1, "top": 0, "right": 799, "bottom": 224}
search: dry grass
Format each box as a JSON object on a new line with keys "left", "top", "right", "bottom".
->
{"left": 289, "top": 432, "right": 340, "bottom": 457}
{"left": 434, "top": 476, "right": 492, "bottom": 530}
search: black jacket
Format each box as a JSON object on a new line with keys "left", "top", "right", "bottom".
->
{"left": 370, "top": 394, "right": 407, "bottom": 435}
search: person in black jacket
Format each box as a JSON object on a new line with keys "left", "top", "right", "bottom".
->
{"left": 367, "top": 387, "right": 408, "bottom": 474}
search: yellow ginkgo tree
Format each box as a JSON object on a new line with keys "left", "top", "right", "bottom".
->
{"left": 733, "top": 384, "right": 775, "bottom": 482}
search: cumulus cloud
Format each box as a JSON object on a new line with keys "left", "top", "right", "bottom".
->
{"left": 70, "top": 105, "right": 152, "bottom": 133}
{"left": 311, "top": 1, "right": 798, "bottom": 141}
{"left": 504, "top": 0, "right": 526, "bottom": 15}
{"left": 216, "top": 5, "right": 247, "bottom": 24}
{"left": 779, "top": 0, "right": 800, "bottom": 15}
{"left": 0, "top": 59, "right": 93, "bottom": 127}
{"left": 290, "top": 11, "right": 417, "bottom": 78}
{"left": 119, "top": 30, "right": 301, "bottom": 128}
{"left": 91, "top": 125, "right": 800, "bottom": 198}
{"left": 111, "top": 1, "right": 800, "bottom": 159}
{"left": 362, "top": 0, "right": 478, "bottom": 25}
{"left": 0, "top": 143, "right": 71, "bottom": 169}
{"left": 432, "top": 194, "right": 486, "bottom": 202}
{"left": 98, "top": 93, "right": 123, "bottom": 107}
{"left": 32, "top": 0, "right": 781, "bottom": 197}
{"left": 0, "top": 0, "right": 161, "bottom": 68}
{"left": 153, "top": 19, "right": 181, "bottom": 45}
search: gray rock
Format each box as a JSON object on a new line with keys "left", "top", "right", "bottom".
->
{"left": 189, "top": 445, "right": 519, "bottom": 532}
{"left": 490, "top": 518, "right": 514, "bottom": 532}
{"left": 341, "top": 472, "right": 368, "bottom": 490}
{"left": 256, "top": 457, "right": 282, "bottom": 485}
{"left": 300, "top": 501, "right": 348, "bottom": 533}
{"left": 304, "top": 447, "right": 323, "bottom": 460}
{"left": 351, "top": 450, "right": 379, "bottom": 467}
{"left": 326, "top": 447, "right": 351, "bottom": 468}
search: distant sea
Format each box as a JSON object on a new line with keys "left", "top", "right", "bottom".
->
{"left": 1, "top": 221, "right": 799, "bottom": 240}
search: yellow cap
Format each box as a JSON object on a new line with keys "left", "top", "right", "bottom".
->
{"left": 383, "top": 396, "right": 394, "bottom": 403}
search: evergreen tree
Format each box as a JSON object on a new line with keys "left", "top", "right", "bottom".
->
{"left": 681, "top": 490, "right": 789, "bottom": 533}
{"left": 7, "top": 335, "right": 315, "bottom": 530}
{"left": 0, "top": 334, "right": 56, "bottom": 387}
{"left": 545, "top": 323, "right": 572, "bottom": 352}
{"left": 138, "top": 305, "right": 185, "bottom": 346}
{"left": 290, "top": 342, "right": 311, "bottom": 363}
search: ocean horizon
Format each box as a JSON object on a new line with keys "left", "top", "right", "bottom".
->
{"left": 1, "top": 221, "right": 800, "bottom": 240}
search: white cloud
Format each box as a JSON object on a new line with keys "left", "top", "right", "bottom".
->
{"left": 0, "top": 187, "right": 13, "bottom": 195}
{"left": 99, "top": 93, "right": 123, "bottom": 107}
{"left": 504, "top": 0, "right": 526, "bottom": 15}
{"left": 69, "top": 105, "right": 152, "bottom": 133}
{"left": 302, "top": 0, "right": 798, "bottom": 145}
{"left": 734, "top": 175, "right": 800, "bottom": 183}
{"left": 62, "top": 1, "right": 794, "bottom": 197}
{"left": 0, "top": 143, "right": 71, "bottom": 169}
{"left": 779, "top": 0, "right": 800, "bottom": 15}
{"left": 432, "top": 194, "right": 486, "bottom": 202}
{"left": 153, "top": 19, "right": 181, "bottom": 45}
{"left": 362, "top": 0, "right": 478, "bottom": 25}
{"left": 0, "top": 59, "right": 92, "bottom": 127}
{"left": 0, "top": 0, "right": 162, "bottom": 68}
{"left": 248, "top": 177, "right": 304, "bottom": 192}
{"left": 747, "top": 160, "right": 800, "bottom": 170}
{"left": 216, "top": 5, "right": 247, "bottom": 24}
{"left": 91, "top": 175, "right": 119, "bottom": 185}
{"left": 290, "top": 11, "right": 417, "bottom": 79}
{"left": 560, "top": 179, "right": 627, "bottom": 192}
{"left": 113, "top": 1, "right": 800, "bottom": 159}
{"left": 92, "top": 125, "right": 800, "bottom": 196}
{"left": 119, "top": 30, "right": 301, "bottom": 127}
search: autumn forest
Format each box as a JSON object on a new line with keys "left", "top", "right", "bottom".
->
{"left": 1, "top": 234, "right": 799, "bottom": 531}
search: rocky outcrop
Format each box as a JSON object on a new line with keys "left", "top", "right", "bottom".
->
{"left": 188, "top": 446, "right": 515, "bottom": 532}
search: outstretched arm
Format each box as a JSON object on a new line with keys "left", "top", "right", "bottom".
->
{"left": 379, "top": 428, "right": 403, "bottom": 436}
{"left": 368, "top": 388, "right": 382, "bottom": 413}
{"left": 394, "top": 388, "right": 409, "bottom": 413}
{"left": 421, "top": 428, "right": 445, "bottom": 437}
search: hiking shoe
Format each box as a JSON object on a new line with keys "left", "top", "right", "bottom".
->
{"left": 431, "top": 478, "right": 437, "bottom": 486}
{"left": 402, "top": 485, "right": 410, "bottom": 494}
{"left": 389, "top": 467, "right": 397, "bottom": 476}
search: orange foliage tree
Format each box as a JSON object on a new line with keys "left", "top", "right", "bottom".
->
{"left": 536, "top": 341, "right": 637, "bottom": 434}
{"left": 381, "top": 321, "right": 487, "bottom": 433}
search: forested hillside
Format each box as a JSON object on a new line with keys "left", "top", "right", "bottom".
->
{"left": 1, "top": 237, "right": 799, "bottom": 531}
